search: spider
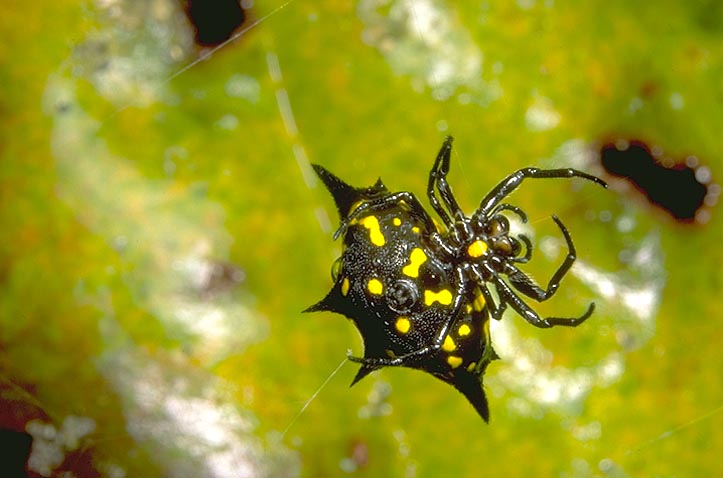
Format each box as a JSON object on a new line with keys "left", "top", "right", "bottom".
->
{"left": 306, "top": 136, "right": 607, "bottom": 420}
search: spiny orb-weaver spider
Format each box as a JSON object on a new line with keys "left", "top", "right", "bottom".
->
{"left": 306, "top": 136, "right": 607, "bottom": 421}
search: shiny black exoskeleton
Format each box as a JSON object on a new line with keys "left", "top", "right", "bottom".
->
{"left": 306, "top": 136, "right": 607, "bottom": 421}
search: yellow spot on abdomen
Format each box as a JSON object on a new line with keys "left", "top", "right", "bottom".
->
{"left": 361, "top": 216, "right": 385, "bottom": 246}
{"left": 341, "top": 277, "right": 350, "bottom": 296}
{"left": 411, "top": 226, "right": 420, "bottom": 234}
{"left": 424, "top": 289, "right": 453, "bottom": 306}
{"left": 457, "top": 323, "right": 472, "bottom": 337}
{"left": 395, "top": 317, "right": 411, "bottom": 334}
{"left": 367, "top": 278, "right": 383, "bottom": 295}
{"left": 393, "top": 217, "right": 402, "bottom": 226}
{"left": 447, "top": 356, "right": 463, "bottom": 369}
{"left": 467, "top": 240, "right": 488, "bottom": 258}
{"left": 401, "top": 248, "right": 427, "bottom": 278}
{"left": 466, "top": 361, "right": 477, "bottom": 372}
{"left": 442, "top": 335, "right": 456, "bottom": 352}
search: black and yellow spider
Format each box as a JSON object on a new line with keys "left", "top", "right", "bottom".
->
{"left": 306, "top": 136, "right": 607, "bottom": 421}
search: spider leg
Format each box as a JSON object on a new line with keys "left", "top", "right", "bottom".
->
{"left": 347, "top": 266, "right": 468, "bottom": 367}
{"left": 511, "top": 234, "right": 533, "bottom": 264}
{"left": 475, "top": 167, "right": 607, "bottom": 221}
{"left": 505, "top": 215, "right": 576, "bottom": 301}
{"left": 505, "top": 263, "right": 550, "bottom": 300}
{"left": 333, "top": 191, "right": 435, "bottom": 240}
{"left": 469, "top": 264, "right": 507, "bottom": 320}
{"left": 490, "top": 203, "right": 528, "bottom": 224}
{"left": 480, "top": 283, "right": 507, "bottom": 320}
{"left": 427, "top": 136, "right": 464, "bottom": 228}
{"left": 487, "top": 267, "right": 595, "bottom": 328}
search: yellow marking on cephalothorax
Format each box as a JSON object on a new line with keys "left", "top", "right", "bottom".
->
{"left": 395, "top": 316, "right": 411, "bottom": 334}
{"left": 411, "top": 226, "right": 420, "bottom": 234}
{"left": 442, "top": 335, "right": 456, "bottom": 352}
{"left": 467, "top": 240, "right": 488, "bottom": 258}
{"left": 367, "top": 278, "right": 383, "bottom": 295}
{"left": 447, "top": 355, "right": 463, "bottom": 369}
{"left": 466, "top": 362, "right": 477, "bottom": 372}
{"left": 473, "top": 292, "right": 486, "bottom": 312}
{"left": 424, "top": 289, "right": 453, "bottom": 306}
{"left": 361, "top": 216, "right": 385, "bottom": 246}
{"left": 393, "top": 217, "right": 402, "bottom": 227}
{"left": 401, "top": 247, "right": 427, "bottom": 278}
{"left": 341, "top": 277, "right": 350, "bottom": 296}
{"left": 458, "top": 323, "right": 472, "bottom": 337}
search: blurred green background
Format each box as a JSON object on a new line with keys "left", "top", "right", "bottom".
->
{"left": 1, "top": 0, "right": 722, "bottom": 477}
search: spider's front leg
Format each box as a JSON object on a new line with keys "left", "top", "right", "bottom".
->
{"left": 474, "top": 167, "right": 607, "bottom": 222}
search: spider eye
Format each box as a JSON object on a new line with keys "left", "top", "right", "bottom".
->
{"left": 385, "top": 279, "right": 419, "bottom": 314}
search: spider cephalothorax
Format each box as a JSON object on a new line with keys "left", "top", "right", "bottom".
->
{"left": 306, "top": 136, "right": 607, "bottom": 421}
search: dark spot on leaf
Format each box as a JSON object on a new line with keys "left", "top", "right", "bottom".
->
{"left": 183, "top": 0, "right": 248, "bottom": 47}
{"left": 599, "top": 139, "right": 718, "bottom": 224}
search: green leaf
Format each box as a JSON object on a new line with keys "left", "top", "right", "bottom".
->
{"left": 1, "top": 0, "right": 722, "bottom": 476}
